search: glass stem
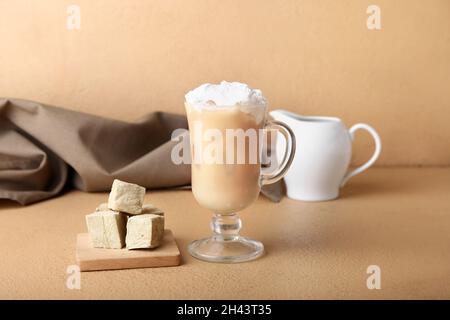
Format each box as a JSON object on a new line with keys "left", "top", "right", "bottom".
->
{"left": 210, "top": 213, "right": 242, "bottom": 241}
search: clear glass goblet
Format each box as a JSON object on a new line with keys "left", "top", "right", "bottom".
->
{"left": 185, "top": 102, "right": 296, "bottom": 263}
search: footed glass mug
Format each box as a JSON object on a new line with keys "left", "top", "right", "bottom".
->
{"left": 185, "top": 102, "right": 296, "bottom": 263}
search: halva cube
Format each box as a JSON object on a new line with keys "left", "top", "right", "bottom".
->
{"left": 85, "top": 210, "right": 127, "bottom": 249}
{"left": 141, "top": 204, "right": 164, "bottom": 229}
{"left": 142, "top": 204, "right": 164, "bottom": 216}
{"left": 108, "top": 179, "right": 145, "bottom": 215}
{"left": 95, "top": 203, "right": 108, "bottom": 212}
{"left": 126, "top": 214, "right": 164, "bottom": 249}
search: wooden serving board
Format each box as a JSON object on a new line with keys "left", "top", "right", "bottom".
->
{"left": 76, "top": 229, "right": 181, "bottom": 271}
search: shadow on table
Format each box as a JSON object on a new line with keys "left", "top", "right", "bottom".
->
{"left": 0, "top": 199, "right": 22, "bottom": 209}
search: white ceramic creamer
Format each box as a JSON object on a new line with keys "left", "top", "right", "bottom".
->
{"left": 270, "top": 110, "right": 381, "bottom": 201}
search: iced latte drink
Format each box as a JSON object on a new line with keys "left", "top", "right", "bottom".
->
{"left": 185, "top": 81, "right": 295, "bottom": 263}
{"left": 185, "top": 102, "right": 266, "bottom": 214}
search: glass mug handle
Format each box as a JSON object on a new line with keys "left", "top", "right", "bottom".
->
{"left": 261, "top": 119, "right": 296, "bottom": 186}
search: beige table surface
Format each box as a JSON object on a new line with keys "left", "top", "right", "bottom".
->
{"left": 0, "top": 168, "right": 449, "bottom": 299}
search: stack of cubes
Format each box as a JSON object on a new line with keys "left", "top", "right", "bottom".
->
{"left": 85, "top": 179, "right": 165, "bottom": 250}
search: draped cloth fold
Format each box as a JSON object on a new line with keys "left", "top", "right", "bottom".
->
{"left": 0, "top": 98, "right": 281, "bottom": 205}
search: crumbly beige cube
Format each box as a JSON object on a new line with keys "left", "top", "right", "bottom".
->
{"left": 95, "top": 203, "right": 109, "bottom": 212}
{"left": 141, "top": 204, "right": 164, "bottom": 229}
{"left": 126, "top": 214, "right": 164, "bottom": 249}
{"left": 141, "top": 204, "right": 164, "bottom": 216}
{"left": 108, "top": 179, "right": 145, "bottom": 215}
{"left": 85, "top": 210, "right": 127, "bottom": 249}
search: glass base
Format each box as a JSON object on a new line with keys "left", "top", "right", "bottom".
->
{"left": 188, "top": 212, "right": 264, "bottom": 263}
{"left": 188, "top": 236, "right": 264, "bottom": 263}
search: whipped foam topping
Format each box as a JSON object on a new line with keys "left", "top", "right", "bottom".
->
{"left": 185, "top": 81, "right": 267, "bottom": 107}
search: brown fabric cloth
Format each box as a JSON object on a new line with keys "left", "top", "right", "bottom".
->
{"left": 0, "top": 98, "right": 281, "bottom": 205}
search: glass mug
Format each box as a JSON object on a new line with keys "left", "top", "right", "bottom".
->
{"left": 185, "top": 102, "right": 296, "bottom": 263}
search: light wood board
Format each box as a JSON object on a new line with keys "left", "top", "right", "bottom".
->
{"left": 76, "top": 229, "right": 181, "bottom": 271}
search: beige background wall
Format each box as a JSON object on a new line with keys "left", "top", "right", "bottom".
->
{"left": 0, "top": 0, "right": 449, "bottom": 166}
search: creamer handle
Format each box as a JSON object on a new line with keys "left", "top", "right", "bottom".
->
{"left": 341, "top": 123, "right": 381, "bottom": 186}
